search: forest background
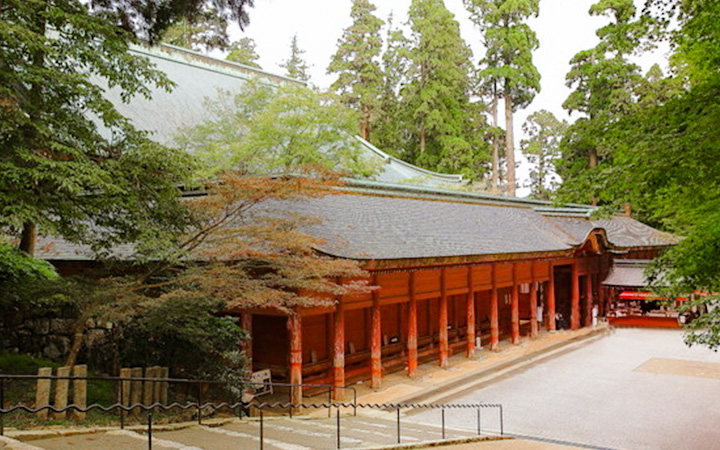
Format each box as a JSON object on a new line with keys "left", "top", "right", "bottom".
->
{"left": 2, "top": 0, "right": 720, "bottom": 387}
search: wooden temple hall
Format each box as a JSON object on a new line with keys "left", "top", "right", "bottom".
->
{"left": 34, "top": 44, "right": 680, "bottom": 404}
{"left": 230, "top": 181, "right": 679, "bottom": 403}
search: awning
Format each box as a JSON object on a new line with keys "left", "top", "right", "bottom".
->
{"left": 618, "top": 291, "right": 687, "bottom": 301}
{"left": 618, "top": 291, "right": 663, "bottom": 301}
{"left": 602, "top": 261, "right": 650, "bottom": 288}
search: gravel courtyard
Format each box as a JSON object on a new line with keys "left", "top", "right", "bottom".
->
{"left": 412, "top": 328, "right": 720, "bottom": 450}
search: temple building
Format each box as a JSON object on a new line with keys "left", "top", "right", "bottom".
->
{"left": 36, "top": 44, "right": 680, "bottom": 404}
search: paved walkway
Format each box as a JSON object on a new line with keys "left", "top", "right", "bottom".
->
{"left": 4, "top": 326, "right": 607, "bottom": 449}
{"left": 336, "top": 325, "right": 609, "bottom": 408}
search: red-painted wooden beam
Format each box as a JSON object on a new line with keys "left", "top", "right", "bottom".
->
{"left": 511, "top": 263, "right": 520, "bottom": 344}
{"left": 490, "top": 265, "right": 499, "bottom": 351}
{"left": 439, "top": 267, "right": 449, "bottom": 368}
{"left": 407, "top": 272, "right": 418, "bottom": 378}
{"left": 287, "top": 313, "right": 303, "bottom": 406}
{"left": 332, "top": 302, "right": 345, "bottom": 401}
{"left": 571, "top": 263, "right": 580, "bottom": 330}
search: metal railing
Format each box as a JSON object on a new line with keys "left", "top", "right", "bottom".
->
{"left": 0, "top": 374, "right": 503, "bottom": 449}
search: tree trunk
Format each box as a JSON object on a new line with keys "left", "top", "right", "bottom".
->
{"left": 19, "top": 222, "right": 36, "bottom": 255}
{"left": 588, "top": 147, "right": 598, "bottom": 205}
{"left": 64, "top": 321, "right": 87, "bottom": 368}
{"left": 360, "top": 103, "right": 370, "bottom": 141}
{"left": 419, "top": 121, "right": 426, "bottom": 154}
{"left": 491, "top": 82, "right": 500, "bottom": 194}
{"left": 504, "top": 90, "right": 516, "bottom": 197}
{"left": 587, "top": 147, "right": 598, "bottom": 168}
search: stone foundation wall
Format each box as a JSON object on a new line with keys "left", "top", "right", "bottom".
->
{"left": 1, "top": 303, "right": 116, "bottom": 371}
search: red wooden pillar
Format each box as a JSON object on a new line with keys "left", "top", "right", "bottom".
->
{"left": 287, "top": 313, "right": 303, "bottom": 406}
{"left": 548, "top": 265, "right": 556, "bottom": 331}
{"left": 466, "top": 267, "right": 476, "bottom": 357}
{"left": 439, "top": 268, "right": 449, "bottom": 368}
{"left": 511, "top": 264, "right": 520, "bottom": 344}
{"left": 490, "top": 265, "right": 499, "bottom": 351}
{"left": 332, "top": 301, "right": 345, "bottom": 401}
{"left": 239, "top": 313, "right": 252, "bottom": 370}
{"left": 529, "top": 269, "right": 538, "bottom": 339}
{"left": 585, "top": 274, "right": 593, "bottom": 327}
{"left": 571, "top": 263, "right": 580, "bottom": 330}
{"left": 370, "top": 275, "right": 382, "bottom": 389}
{"left": 407, "top": 272, "right": 418, "bottom": 378}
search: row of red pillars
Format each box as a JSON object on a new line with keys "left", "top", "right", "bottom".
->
{"left": 284, "top": 262, "right": 595, "bottom": 405}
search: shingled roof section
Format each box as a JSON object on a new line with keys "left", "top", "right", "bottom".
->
{"left": 291, "top": 193, "right": 575, "bottom": 260}
{"left": 602, "top": 259, "right": 652, "bottom": 288}
{"left": 543, "top": 215, "right": 681, "bottom": 249}
{"left": 98, "top": 44, "right": 466, "bottom": 188}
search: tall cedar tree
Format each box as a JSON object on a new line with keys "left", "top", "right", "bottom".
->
{"left": 557, "top": 0, "right": 646, "bottom": 206}
{"left": 371, "top": 13, "right": 412, "bottom": 157}
{"left": 520, "top": 110, "right": 567, "bottom": 200}
{"left": 281, "top": 34, "right": 311, "bottom": 82}
{"left": 0, "top": 0, "right": 199, "bottom": 257}
{"left": 465, "top": 0, "right": 541, "bottom": 197}
{"left": 327, "top": 0, "right": 384, "bottom": 141}
{"left": 405, "top": 0, "right": 476, "bottom": 175}
{"left": 226, "top": 37, "right": 262, "bottom": 68}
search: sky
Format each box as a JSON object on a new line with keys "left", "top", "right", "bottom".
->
{"left": 231, "top": 0, "right": 669, "bottom": 194}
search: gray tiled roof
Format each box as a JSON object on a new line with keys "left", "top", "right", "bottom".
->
{"left": 544, "top": 216, "right": 680, "bottom": 249}
{"left": 35, "top": 188, "right": 678, "bottom": 262}
{"left": 102, "top": 44, "right": 465, "bottom": 188}
{"left": 602, "top": 260, "right": 652, "bottom": 287}
{"left": 254, "top": 194, "right": 576, "bottom": 260}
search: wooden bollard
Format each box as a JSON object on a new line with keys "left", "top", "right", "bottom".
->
{"left": 130, "top": 367, "right": 143, "bottom": 415}
{"left": 53, "top": 366, "right": 71, "bottom": 419}
{"left": 35, "top": 367, "right": 52, "bottom": 420}
{"left": 70, "top": 365, "right": 87, "bottom": 422}
{"left": 119, "top": 368, "right": 132, "bottom": 408}
{"left": 159, "top": 367, "right": 169, "bottom": 405}
{"left": 143, "top": 367, "right": 160, "bottom": 407}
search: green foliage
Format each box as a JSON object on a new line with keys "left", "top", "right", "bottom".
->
{"left": 403, "top": 0, "right": 489, "bottom": 180}
{"left": 0, "top": 352, "right": 60, "bottom": 375}
{"left": 464, "top": 0, "right": 541, "bottom": 194}
{"left": 371, "top": 13, "right": 413, "bottom": 157}
{"left": 0, "top": 0, "right": 196, "bottom": 257}
{"left": 556, "top": 0, "right": 648, "bottom": 205}
{"left": 159, "top": 10, "right": 231, "bottom": 51}
{"left": 0, "top": 243, "right": 58, "bottom": 287}
{"left": 280, "top": 34, "right": 311, "bottom": 82}
{"left": 327, "top": 0, "right": 384, "bottom": 140}
{"left": 88, "top": 0, "right": 254, "bottom": 42}
{"left": 226, "top": 37, "right": 262, "bottom": 68}
{"left": 177, "top": 79, "right": 376, "bottom": 177}
{"left": 121, "top": 297, "right": 246, "bottom": 381}
{"left": 557, "top": 0, "right": 720, "bottom": 348}
{"left": 520, "top": 110, "right": 567, "bottom": 200}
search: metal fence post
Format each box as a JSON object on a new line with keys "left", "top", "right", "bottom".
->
{"left": 336, "top": 407, "right": 341, "bottom": 449}
{"left": 260, "top": 409, "right": 264, "bottom": 450}
{"left": 441, "top": 406, "right": 445, "bottom": 440}
{"left": 197, "top": 382, "right": 203, "bottom": 425}
{"left": 353, "top": 389, "right": 357, "bottom": 416}
{"left": 0, "top": 378, "right": 5, "bottom": 436}
{"left": 328, "top": 389, "right": 332, "bottom": 418}
{"left": 147, "top": 413, "right": 153, "bottom": 450}
{"left": 499, "top": 405, "right": 504, "bottom": 435}
{"left": 119, "top": 379, "right": 125, "bottom": 430}
{"left": 477, "top": 406, "right": 481, "bottom": 435}
{"left": 396, "top": 406, "right": 401, "bottom": 444}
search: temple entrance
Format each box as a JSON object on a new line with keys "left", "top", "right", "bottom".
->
{"left": 553, "top": 265, "right": 573, "bottom": 329}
